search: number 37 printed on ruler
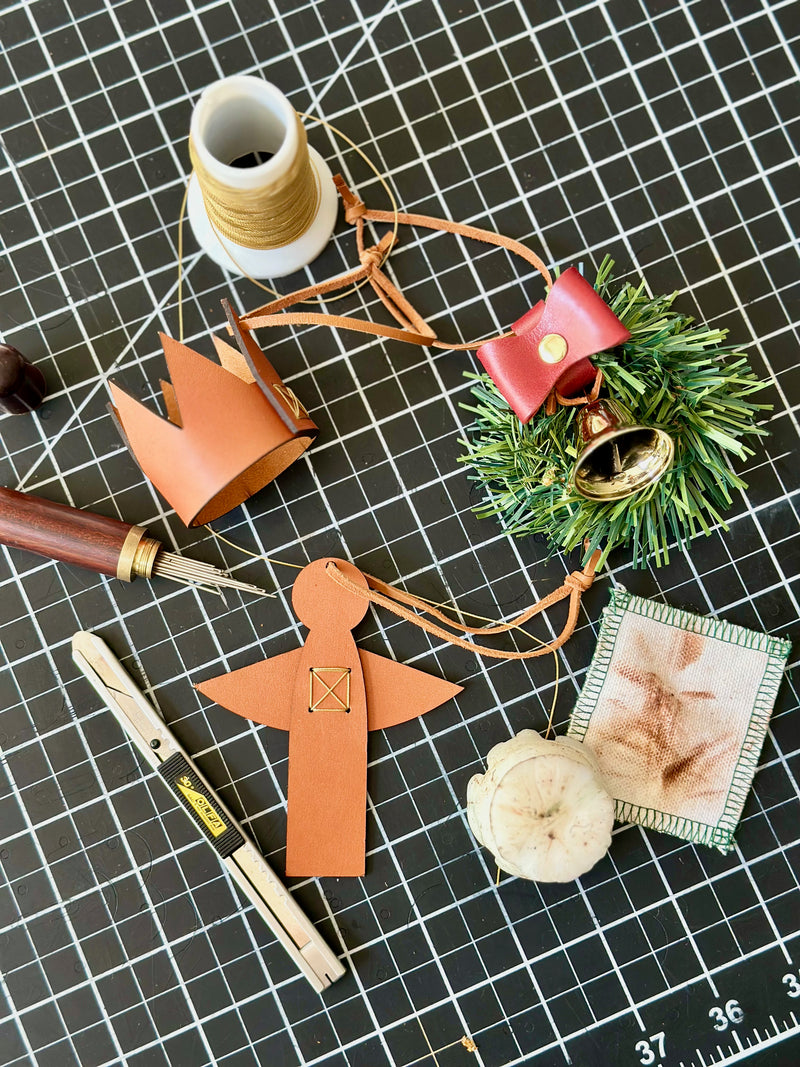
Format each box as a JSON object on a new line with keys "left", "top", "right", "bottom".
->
{"left": 634, "top": 1003, "right": 743, "bottom": 1063}
{"left": 634, "top": 971, "right": 800, "bottom": 1064}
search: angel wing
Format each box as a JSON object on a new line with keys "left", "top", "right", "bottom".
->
{"left": 195, "top": 648, "right": 303, "bottom": 731}
{"left": 196, "top": 646, "right": 461, "bottom": 733}
{"left": 360, "top": 650, "right": 462, "bottom": 730}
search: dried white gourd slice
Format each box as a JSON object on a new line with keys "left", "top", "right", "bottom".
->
{"left": 467, "top": 729, "right": 614, "bottom": 882}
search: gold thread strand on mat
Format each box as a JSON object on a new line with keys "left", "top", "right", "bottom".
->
{"left": 190, "top": 113, "right": 320, "bottom": 250}
{"left": 296, "top": 111, "right": 401, "bottom": 303}
{"left": 392, "top": 588, "right": 561, "bottom": 728}
{"left": 177, "top": 177, "right": 191, "bottom": 345}
{"left": 413, "top": 1014, "right": 478, "bottom": 1066}
{"left": 204, "top": 525, "right": 305, "bottom": 569}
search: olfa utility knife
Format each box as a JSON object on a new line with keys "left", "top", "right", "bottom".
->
{"left": 71, "top": 631, "right": 345, "bottom": 993}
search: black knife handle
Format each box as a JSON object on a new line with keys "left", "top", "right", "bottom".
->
{"left": 157, "top": 752, "right": 244, "bottom": 857}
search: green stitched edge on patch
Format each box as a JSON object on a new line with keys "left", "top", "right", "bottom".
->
{"left": 567, "top": 586, "right": 791, "bottom": 853}
{"left": 614, "top": 589, "right": 791, "bottom": 657}
{"left": 567, "top": 586, "right": 631, "bottom": 744}
{"left": 613, "top": 802, "right": 732, "bottom": 849}
{"left": 711, "top": 648, "right": 790, "bottom": 850}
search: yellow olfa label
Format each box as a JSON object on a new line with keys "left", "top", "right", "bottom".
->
{"left": 176, "top": 775, "right": 227, "bottom": 838}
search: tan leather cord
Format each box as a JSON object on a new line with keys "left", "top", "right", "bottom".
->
{"left": 250, "top": 230, "right": 396, "bottom": 313}
{"left": 324, "top": 550, "right": 601, "bottom": 660}
{"left": 240, "top": 174, "right": 552, "bottom": 351}
{"left": 243, "top": 307, "right": 436, "bottom": 346}
{"left": 545, "top": 369, "right": 605, "bottom": 416}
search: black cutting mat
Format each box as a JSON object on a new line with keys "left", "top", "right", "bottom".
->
{"left": 1, "top": 1, "right": 798, "bottom": 1065}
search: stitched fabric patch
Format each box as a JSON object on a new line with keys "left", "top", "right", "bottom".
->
{"left": 567, "top": 587, "right": 791, "bottom": 852}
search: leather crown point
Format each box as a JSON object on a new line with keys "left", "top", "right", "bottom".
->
{"left": 477, "top": 267, "right": 631, "bottom": 423}
{"left": 108, "top": 301, "right": 317, "bottom": 528}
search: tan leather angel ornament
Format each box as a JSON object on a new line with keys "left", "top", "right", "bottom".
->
{"left": 197, "top": 550, "right": 600, "bottom": 878}
{"left": 197, "top": 558, "right": 462, "bottom": 877}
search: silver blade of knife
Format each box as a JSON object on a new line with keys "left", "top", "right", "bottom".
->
{"left": 72, "top": 630, "right": 173, "bottom": 770}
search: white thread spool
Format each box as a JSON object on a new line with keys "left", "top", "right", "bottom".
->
{"left": 186, "top": 76, "right": 338, "bottom": 278}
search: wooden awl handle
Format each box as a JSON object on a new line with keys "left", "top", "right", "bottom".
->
{"left": 0, "top": 487, "right": 152, "bottom": 581}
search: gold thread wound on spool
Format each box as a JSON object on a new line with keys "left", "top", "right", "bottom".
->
{"left": 189, "top": 114, "right": 321, "bottom": 250}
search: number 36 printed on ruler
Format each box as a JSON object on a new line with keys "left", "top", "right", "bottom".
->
{"left": 634, "top": 1004, "right": 743, "bottom": 1064}
{"left": 634, "top": 973, "right": 800, "bottom": 1064}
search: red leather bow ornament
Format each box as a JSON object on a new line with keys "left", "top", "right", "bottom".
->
{"left": 477, "top": 267, "right": 631, "bottom": 423}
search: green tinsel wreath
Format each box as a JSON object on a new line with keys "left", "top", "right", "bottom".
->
{"left": 458, "top": 257, "right": 770, "bottom": 569}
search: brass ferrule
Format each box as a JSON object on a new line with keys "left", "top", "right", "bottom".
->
{"left": 131, "top": 536, "right": 162, "bottom": 580}
{"left": 116, "top": 525, "right": 162, "bottom": 581}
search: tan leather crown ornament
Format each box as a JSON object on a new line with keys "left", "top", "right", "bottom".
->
{"left": 109, "top": 302, "right": 316, "bottom": 527}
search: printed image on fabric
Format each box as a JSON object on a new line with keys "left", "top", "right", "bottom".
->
{"left": 568, "top": 588, "right": 790, "bottom": 851}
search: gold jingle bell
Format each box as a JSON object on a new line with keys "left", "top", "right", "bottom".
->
{"left": 572, "top": 398, "right": 674, "bottom": 501}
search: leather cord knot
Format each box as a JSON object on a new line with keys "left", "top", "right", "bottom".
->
{"left": 359, "top": 244, "right": 383, "bottom": 271}
{"left": 564, "top": 569, "right": 595, "bottom": 593}
{"left": 344, "top": 199, "right": 367, "bottom": 223}
{"left": 333, "top": 173, "right": 368, "bottom": 222}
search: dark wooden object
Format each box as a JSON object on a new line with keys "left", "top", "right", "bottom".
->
{"left": 0, "top": 488, "right": 135, "bottom": 577}
{"left": 0, "top": 344, "right": 46, "bottom": 415}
